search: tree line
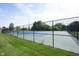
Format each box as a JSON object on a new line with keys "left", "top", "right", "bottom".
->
{"left": 1, "top": 20, "right": 79, "bottom": 33}
{"left": 31, "top": 21, "right": 66, "bottom": 31}
{"left": 1, "top": 21, "right": 66, "bottom": 33}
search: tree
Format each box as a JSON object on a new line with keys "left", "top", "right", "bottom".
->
{"left": 54, "top": 23, "right": 66, "bottom": 31}
{"left": 31, "top": 21, "right": 37, "bottom": 31}
{"left": 67, "top": 21, "right": 79, "bottom": 40}
{"left": 21, "top": 28, "right": 27, "bottom": 31}
{"left": 67, "top": 21, "right": 79, "bottom": 31}
{"left": 9, "top": 23, "right": 14, "bottom": 32}
{"left": 2, "top": 26, "right": 9, "bottom": 33}
{"left": 31, "top": 21, "right": 51, "bottom": 31}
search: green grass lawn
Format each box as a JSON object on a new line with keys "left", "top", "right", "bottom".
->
{"left": 0, "top": 33, "right": 79, "bottom": 56}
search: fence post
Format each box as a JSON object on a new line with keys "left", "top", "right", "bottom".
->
{"left": 78, "top": 31, "right": 79, "bottom": 40}
{"left": 77, "top": 31, "right": 78, "bottom": 40}
{"left": 17, "top": 27, "right": 18, "bottom": 38}
{"left": 13, "top": 30, "right": 14, "bottom": 36}
{"left": 33, "top": 30, "right": 35, "bottom": 43}
{"left": 52, "top": 21, "right": 54, "bottom": 48}
{"left": 10, "top": 30, "right": 11, "bottom": 36}
{"left": 23, "top": 25, "right": 24, "bottom": 39}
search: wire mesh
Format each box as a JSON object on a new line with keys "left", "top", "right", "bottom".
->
{"left": 9, "top": 16, "right": 79, "bottom": 53}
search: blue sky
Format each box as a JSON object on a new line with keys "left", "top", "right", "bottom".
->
{"left": 0, "top": 3, "right": 47, "bottom": 27}
{"left": 0, "top": 2, "right": 79, "bottom": 27}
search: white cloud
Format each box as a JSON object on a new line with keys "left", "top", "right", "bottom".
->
{"left": 15, "top": 3, "right": 79, "bottom": 22}
{"left": 1, "top": 1, "right": 79, "bottom": 27}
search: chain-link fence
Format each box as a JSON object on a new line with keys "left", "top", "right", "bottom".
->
{"left": 9, "top": 16, "right": 79, "bottom": 53}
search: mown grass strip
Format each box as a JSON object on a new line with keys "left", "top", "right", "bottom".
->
{"left": 0, "top": 33, "right": 79, "bottom": 56}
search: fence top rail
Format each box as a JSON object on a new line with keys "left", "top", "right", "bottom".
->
{"left": 15, "top": 16, "right": 79, "bottom": 27}
{"left": 17, "top": 24, "right": 33, "bottom": 27}
{"left": 44, "top": 16, "right": 79, "bottom": 23}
